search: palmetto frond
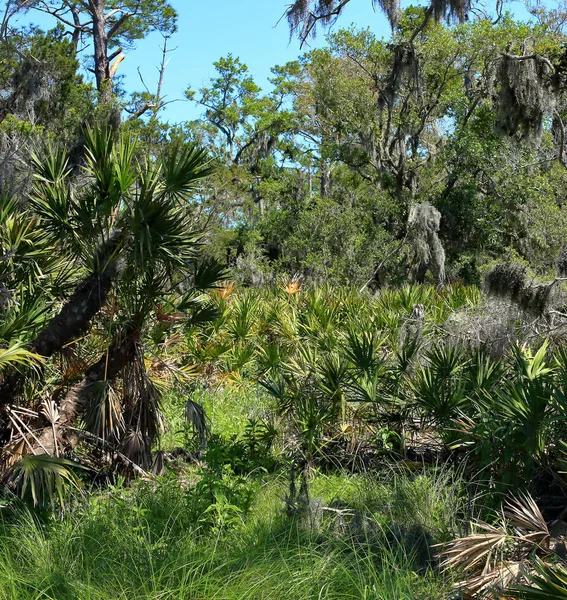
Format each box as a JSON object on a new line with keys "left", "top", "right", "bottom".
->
{"left": 438, "top": 494, "right": 554, "bottom": 599}
{"left": 194, "top": 260, "right": 229, "bottom": 291}
{"left": 29, "top": 144, "right": 77, "bottom": 247}
{"left": 344, "top": 328, "right": 384, "bottom": 376}
{"left": 161, "top": 142, "right": 213, "bottom": 199}
{"left": 505, "top": 493, "right": 550, "bottom": 549}
{"left": 505, "top": 560, "right": 567, "bottom": 599}
{"left": 81, "top": 379, "right": 124, "bottom": 442}
{"left": 5, "top": 454, "right": 85, "bottom": 510}
{"left": 0, "top": 342, "right": 43, "bottom": 370}
{"left": 186, "top": 399, "right": 210, "bottom": 453}
{"left": 511, "top": 341, "right": 554, "bottom": 382}
{"left": 0, "top": 291, "right": 47, "bottom": 344}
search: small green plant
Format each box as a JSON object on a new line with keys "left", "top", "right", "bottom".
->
{"left": 5, "top": 454, "right": 86, "bottom": 512}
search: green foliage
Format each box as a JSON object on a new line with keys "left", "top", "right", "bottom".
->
{"left": 6, "top": 455, "right": 85, "bottom": 511}
{"left": 0, "top": 469, "right": 457, "bottom": 599}
{"left": 508, "top": 560, "right": 567, "bottom": 599}
{"left": 0, "top": 344, "right": 42, "bottom": 371}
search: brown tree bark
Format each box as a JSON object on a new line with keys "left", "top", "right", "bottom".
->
{"left": 0, "top": 233, "right": 123, "bottom": 407}
{"left": 89, "top": 0, "right": 112, "bottom": 102}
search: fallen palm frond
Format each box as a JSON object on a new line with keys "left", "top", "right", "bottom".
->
{"left": 437, "top": 493, "right": 554, "bottom": 599}
{"left": 460, "top": 561, "right": 525, "bottom": 598}
{"left": 505, "top": 493, "right": 550, "bottom": 550}
{"left": 40, "top": 399, "right": 60, "bottom": 457}
{"left": 436, "top": 521, "right": 509, "bottom": 574}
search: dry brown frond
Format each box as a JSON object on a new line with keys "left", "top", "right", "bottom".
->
{"left": 456, "top": 561, "right": 524, "bottom": 598}
{"left": 81, "top": 380, "right": 124, "bottom": 442}
{"left": 186, "top": 399, "right": 210, "bottom": 453}
{"left": 505, "top": 493, "right": 550, "bottom": 550}
{"left": 120, "top": 429, "right": 150, "bottom": 469}
{"left": 155, "top": 305, "right": 185, "bottom": 323}
{"left": 40, "top": 399, "right": 61, "bottom": 457}
{"left": 285, "top": 280, "right": 302, "bottom": 295}
{"left": 3, "top": 438, "right": 27, "bottom": 468}
{"left": 151, "top": 450, "right": 165, "bottom": 476}
{"left": 62, "top": 359, "right": 88, "bottom": 382}
{"left": 436, "top": 522, "right": 509, "bottom": 573}
{"left": 216, "top": 281, "right": 235, "bottom": 300}
{"left": 162, "top": 333, "right": 184, "bottom": 348}
{"left": 439, "top": 494, "right": 554, "bottom": 599}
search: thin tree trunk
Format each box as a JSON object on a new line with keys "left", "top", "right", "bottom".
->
{"left": 89, "top": 0, "right": 111, "bottom": 102}
{"left": 320, "top": 158, "right": 331, "bottom": 197}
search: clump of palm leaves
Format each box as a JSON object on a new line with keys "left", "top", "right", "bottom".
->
{"left": 0, "top": 126, "right": 226, "bottom": 506}
{"left": 3, "top": 453, "right": 85, "bottom": 511}
{"left": 183, "top": 279, "right": 567, "bottom": 506}
{"left": 184, "top": 283, "right": 482, "bottom": 468}
{"left": 436, "top": 493, "right": 567, "bottom": 599}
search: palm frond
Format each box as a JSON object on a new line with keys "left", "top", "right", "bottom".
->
{"left": 186, "top": 399, "right": 210, "bottom": 453}
{"left": 6, "top": 454, "right": 85, "bottom": 510}
{"left": 505, "top": 560, "right": 567, "bottom": 599}
{"left": 161, "top": 143, "right": 213, "bottom": 199}
{"left": 194, "top": 260, "right": 229, "bottom": 290}
{"left": 0, "top": 342, "right": 43, "bottom": 370}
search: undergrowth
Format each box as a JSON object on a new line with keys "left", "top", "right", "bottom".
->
{"left": 0, "top": 467, "right": 457, "bottom": 599}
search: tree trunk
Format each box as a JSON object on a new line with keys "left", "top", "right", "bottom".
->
{"left": 60, "top": 330, "right": 138, "bottom": 424}
{"left": 0, "top": 233, "right": 122, "bottom": 407}
{"left": 89, "top": 0, "right": 111, "bottom": 102}
{"left": 32, "top": 273, "right": 114, "bottom": 357}
{"left": 320, "top": 159, "right": 331, "bottom": 197}
{"left": 34, "top": 331, "right": 138, "bottom": 454}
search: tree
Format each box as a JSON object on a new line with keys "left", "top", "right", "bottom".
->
{"left": 0, "top": 127, "right": 223, "bottom": 470}
{"left": 10, "top": 0, "right": 177, "bottom": 102}
{"left": 0, "top": 24, "right": 94, "bottom": 199}
{"left": 275, "top": 11, "right": 567, "bottom": 283}
{"left": 284, "top": 0, "right": 472, "bottom": 46}
{"left": 185, "top": 55, "right": 298, "bottom": 233}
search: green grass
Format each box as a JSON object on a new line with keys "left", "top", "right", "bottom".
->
{"left": 0, "top": 469, "right": 455, "bottom": 599}
{"left": 0, "top": 354, "right": 470, "bottom": 600}
{"left": 160, "top": 385, "right": 272, "bottom": 451}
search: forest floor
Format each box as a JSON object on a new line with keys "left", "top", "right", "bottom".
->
{"left": 0, "top": 387, "right": 460, "bottom": 600}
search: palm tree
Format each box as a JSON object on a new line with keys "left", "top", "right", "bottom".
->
{"left": 0, "top": 126, "right": 223, "bottom": 475}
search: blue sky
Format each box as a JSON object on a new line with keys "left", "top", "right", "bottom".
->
{"left": 121, "top": 0, "right": 394, "bottom": 123}
{"left": 20, "top": 0, "right": 535, "bottom": 123}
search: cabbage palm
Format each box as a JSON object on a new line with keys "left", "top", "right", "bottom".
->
{"left": 0, "top": 126, "right": 219, "bottom": 471}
